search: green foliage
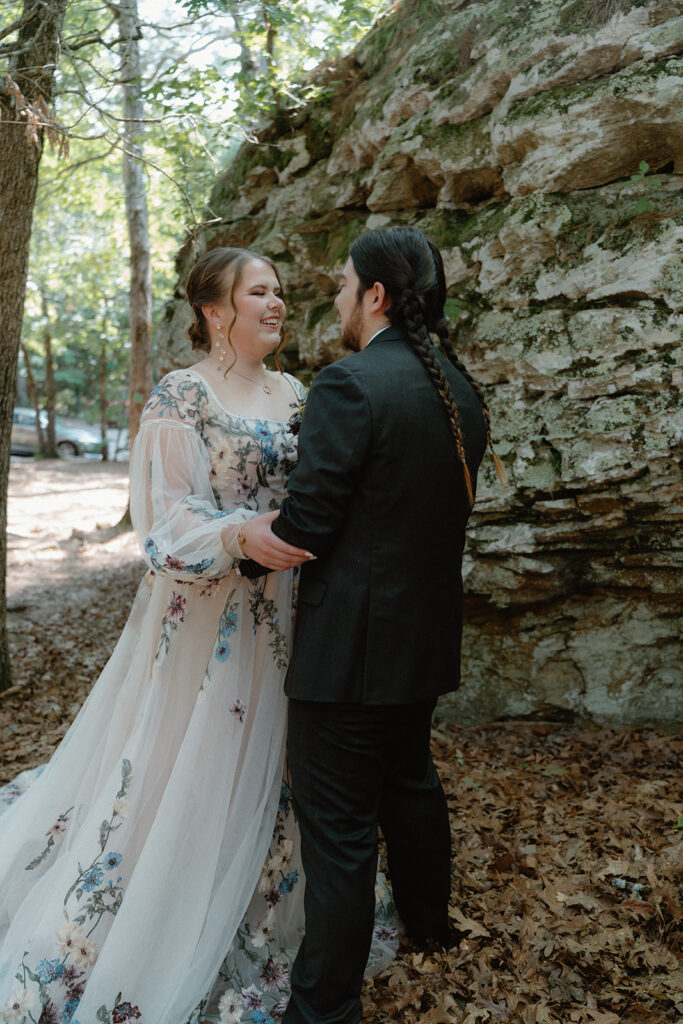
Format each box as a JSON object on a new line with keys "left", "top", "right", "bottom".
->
{"left": 627, "top": 160, "right": 663, "bottom": 215}
{"left": 9, "top": 0, "right": 385, "bottom": 426}
{"left": 175, "top": 0, "right": 388, "bottom": 126}
{"left": 444, "top": 298, "right": 463, "bottom": 323}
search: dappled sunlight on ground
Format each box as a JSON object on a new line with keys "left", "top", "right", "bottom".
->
{"left": 7, "top": 458, "right": 140, "bottom": 596}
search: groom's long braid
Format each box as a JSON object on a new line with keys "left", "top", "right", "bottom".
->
{"left": 424, "top": 239, "right": 507, "bottom": 488}
{"left": 434, "top": 324, "right": 507, "bottom": 487}
{"left": 396, "top": 286, "right": 475, "bottom": 506}
{"left": 349, "top": 226, "right": 506, "bottom": 509}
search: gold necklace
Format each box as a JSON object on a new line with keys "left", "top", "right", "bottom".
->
{"left": 208, "top": 359, "right": 272, "bottom": 395}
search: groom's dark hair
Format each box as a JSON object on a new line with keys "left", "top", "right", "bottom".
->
{"left": 349, "top": 226, "right": 504, "bottom": 506}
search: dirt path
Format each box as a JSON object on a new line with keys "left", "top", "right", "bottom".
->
{"left": 3, "top": 459, "right": 145, "bottom": 782}
{"left": 7, "top": 457, "right": 140, "bottom": 596}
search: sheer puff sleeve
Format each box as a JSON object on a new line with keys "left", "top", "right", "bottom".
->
{"left": 130, "top": 372, "right": 257, "bottom": 582}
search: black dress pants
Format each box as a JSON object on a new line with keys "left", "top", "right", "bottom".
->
{"left": 282, "top": 698, "right": 451, "bottom": 1024}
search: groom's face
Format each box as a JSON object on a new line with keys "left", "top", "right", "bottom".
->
{"left": 335, "top": 258, "right": 365, "bottom": 352}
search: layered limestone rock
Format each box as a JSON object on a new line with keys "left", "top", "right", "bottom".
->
{"left": 160, "top": 0, "right": 683, "bottom": 726}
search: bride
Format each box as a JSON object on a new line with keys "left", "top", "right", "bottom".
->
{"left": 0, "top": 248, "right": 397, "bottom": 1024}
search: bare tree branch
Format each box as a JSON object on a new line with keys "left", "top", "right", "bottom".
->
{"left": 0, "top": 1, "right": 44, "bottom": 43}
{"left": 38, "top": 139, "right": 119, "bottom": 185}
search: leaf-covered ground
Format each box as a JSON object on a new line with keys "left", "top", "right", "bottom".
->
{"left": 2, "top": 462, "right": 681, "bottom": 1023}
{"left": 366, "top": 724, "right": 682, "bottom": 1024}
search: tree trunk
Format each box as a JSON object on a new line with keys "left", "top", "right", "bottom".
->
{"left": 42, "top": 288, "right": 57, "bottom": 457}
{"left": 20, "top": 341, "right": 47, "bottom": 456}
{"left": 115, "top": 0, "right": 153, "bottom": 455}
{"left": 100, "top": 337, "right": 109, "bottom": 460}
{"left": 0, "top": 0, "right": 69, "bottom": 691}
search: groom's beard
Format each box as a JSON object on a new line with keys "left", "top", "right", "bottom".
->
{"left": 341, "top": 301, "right": 364, "bottom": 352}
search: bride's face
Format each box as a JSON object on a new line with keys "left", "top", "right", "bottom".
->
{"left": 213, "top": 259, "right": 286, "bottom": 360}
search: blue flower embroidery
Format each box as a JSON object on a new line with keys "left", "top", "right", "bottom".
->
{"left": 215, "top": 641, "right": 231, "bottom": 662}
{"left": 36, "top": 958, "right": 65, "bottom": 983}
{"left": 254, "top": 422, "right": 273, "bottom": 442}
{"left": 219, "top": 610, "right": 238, "bottom": 638}
{"left": 215, "top": 592, "right": 239, "bottom": 662}
{"left": 104, "top": 851, "right": 123, "bottom": 870}
{"left": 262, "top": 445, "right": 279, "bottom": 472}
{"left": 62, "top": 997, "right": 81, "bottom": 1022}
{"left": 279, "top": 869, "right": 299, "bottom": 894}
{"left": 81, "top": 865, "right": 104, "bottom": 891}
{"left": 278, "top": 782, "right": 292, "bottom": 813}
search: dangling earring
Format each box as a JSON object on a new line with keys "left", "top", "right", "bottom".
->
{"left": 215, "top": 321, "right": 226, "bottom": 363}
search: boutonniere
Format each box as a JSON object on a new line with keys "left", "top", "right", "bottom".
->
{"left": 287, "top": 392, "right": 307, "bottom": 436}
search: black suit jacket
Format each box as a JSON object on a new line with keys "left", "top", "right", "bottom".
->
{"left": 272, "top": 326, "right": 487, "bottom": 704}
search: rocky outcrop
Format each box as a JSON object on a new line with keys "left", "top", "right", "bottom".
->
{"left": 160, "top": 0, "right": 683, "bottom": 726}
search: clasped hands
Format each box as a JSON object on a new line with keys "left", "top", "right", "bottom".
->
{"left": 238, "top": 510, "right": 313, "bottom": 571}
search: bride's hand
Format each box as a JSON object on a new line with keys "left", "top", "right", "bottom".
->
{"left": 240, "top": 511, "right": 313, "bottom": 570}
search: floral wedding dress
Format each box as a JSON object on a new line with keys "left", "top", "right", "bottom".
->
{"left": 0, "top": 369, "right": 397, "bottom": 1024}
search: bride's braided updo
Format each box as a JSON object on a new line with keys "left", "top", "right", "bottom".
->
{"left": 348, "top": 227, "right": 505, "bottom": 506}
{"left": 185, "top": 246, "right": 287, "bottom": 370}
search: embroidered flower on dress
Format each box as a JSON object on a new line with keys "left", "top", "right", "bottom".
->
{"left": 258, "top": 840, "right": 293, "bottom": 893}
{"left": 373, "top": 924, "right": 398, "bottom": 941}
{"left": 47, "top": 818, "right": 68, "bottom": 838}
{"left": 57, "top": 922, "right": 85, "bottom": 958}
{"left": 200, "top": 578, "right": 221, "bottom": 598}
{"left": 60, "top": 965, "right": 85, "bottom": 999}
{"left": 80, "top": 865, "right": 104, "bottom": 891}
{"left": 113, "top": 797, "right": 128, "bottom": 819}
{"left": 163, "top": 555, "right": 187, "bottom": 572}
{"left": 2, "top": 988, "right": 36, "bottom": 1021}
{"left": 70, "top": 936, "right": 98, "bottom": 968}
{"left": 37, "top": 1001, "right": 59, "bottom": 1024}
{"left": 259, "top": 956, "right": 289, "bottom": 992}
{"left": 165, "top": 592, "right": 186, "bottom": 624}
{"left": 104, "top": 851, "right": 123, "bottom": 870}
{"left": 220, "top": 610, "right": 238, "bottom": 636}
{"left": 278, "top": 869, "right": 299, "bottom": 895}
{"left": 262, "top": 445, "right": 279, "bottom": 473}
{"left": 62, "top": 996, "right": 81, "bottom": 1021}
{"left": 250, "top": 1013, "right": 274, "bottom": 1024}
{"left": 235, "top": 473, "right": 252, "bottom": 497}
{"left": 111, "top": 1003, "right": 141, "bottom": 1023}
{"left": 35, "top": 959, "right": 65, "bottom": 984}
{"left": 271, "top": 996, "right": 289, "bottom": 1020}
{"left": 264, "top": 884, "right": 281, "bottom": 908}
{"left": 250, "top": 922, "right": 270, "bottom": 949}
{"left": 216, "top": 641, "right": 231, "bottom": 662}
{"left": 254, "top": 422, "right": 273, "bottom": 443}
{"left": 241, "top": 985, "right": 265, "bottom": 1013}
{"left": 218, "top": 989, "right": 243, "bottom": 1024}
{"left": 230, "top": 699, "right": 246, "bottom": 723}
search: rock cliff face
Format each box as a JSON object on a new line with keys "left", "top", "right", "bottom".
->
{"left": 160, "top": 0, "right": 683, "bottom": 726}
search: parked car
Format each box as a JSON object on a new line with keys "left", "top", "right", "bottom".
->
{"left": 11, "top": 407, "right": 104, "bottom": 459}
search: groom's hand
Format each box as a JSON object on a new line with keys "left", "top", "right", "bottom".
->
{"left": 240, "top": 511, "right": 312, "bottom": 570}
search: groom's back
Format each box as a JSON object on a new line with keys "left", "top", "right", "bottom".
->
{"left": 282, "top": 327, "right": 487, "bottom": 705}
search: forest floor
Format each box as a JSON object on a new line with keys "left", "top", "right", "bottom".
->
{"left": 1, "top": 461, "right": 681, "bottom": 1024}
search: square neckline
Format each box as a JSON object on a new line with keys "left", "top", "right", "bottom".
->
{"left": 183, "top": 366, "right": 301, "bottom": 425}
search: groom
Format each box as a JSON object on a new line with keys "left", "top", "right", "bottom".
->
{"left": 241, "top": 226, "right": 488, "bottom": 1024}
